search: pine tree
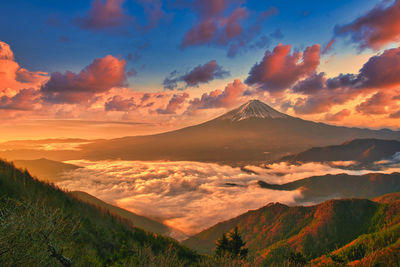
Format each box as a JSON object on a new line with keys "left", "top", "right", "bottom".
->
{"left": 215, "top": 226, "right": 248, "bottom": 259}
{"left": 288, "top": 251, "right": 307, "bottom": 266}
{"left": 228, "top": 226, "right": 248, "bottom": 259}
{"left": 215, "top": 233, "right": 229, "bottom": 256}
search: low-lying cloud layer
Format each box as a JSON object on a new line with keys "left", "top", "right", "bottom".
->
{"left": 56, "top": 160, "right": 400, "bottom": 235}
{"left": 57, "top": 160, "right": 302, "bottom": 234}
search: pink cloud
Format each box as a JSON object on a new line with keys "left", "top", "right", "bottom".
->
{"left": 182, "top": 60, "right": 229, "bottom": 86}
{"left": 245, "top": 44, "right": 321, "bottom": 94}
{"left": 390, "top": 110, "right": 400, "bottom": 118}
{"left": 356, "top": 91, "right": 398, "bottom": 115}
{"left": 41, "top": 55, "right": 127, "bottom": 104}
{"left": 358, "top": 46, "right": 400, "bottom": 88}
{"left": 0, "top": 41, "right": 48, "bottom": 91}
{"left": 292, "top": 86, "right": 360, "bottom": 115}
{"left": 76, "top": 0, "right": 132, "bottom": 30}
{"left": 163, "top": 60, "right": 229, "bottom": 90}
{"left": 335, "top": 0, "right": 400, "bottom": 50}
{"left": 15, "top": 68, "right": 48, "bottom": 84}
{"left": 324, "top": 109, "right": 351, "bottom": 121}
{"left": 105, "top": 95, "right": 136, "bottom": 111}
{"left": 288, "top": 46, "right": 400, "bottom": 115}
{"left": 156, "top": 92, "right": 189, "bottom": 114}
{"left": 0, "top": 41, "right": 14, "bottom": 60}
{"left": 322, "top": 39, "right": 335, "bottom": 54}
{"left": 193, "top": 0, "right": 227, "bottom": 17}
{"left": 181, "top": 1, "right": 277, "bottom": 57}
{"left": 136, "top": 0, "right": 167, "bottom": 31}
{"left": 186, "top": 79, "right": 246, "bottom": 114}
{"left": 292, "top": 72, "right": 326, "bottom": 95}
{"left": 182, "top": 19, "right": 218, "bottom": 47}
{"left": 0, "top": 88, "right": 40, "bottom": 111}
{"left": 218, "top": 7, "right": 248, "bottom": 42}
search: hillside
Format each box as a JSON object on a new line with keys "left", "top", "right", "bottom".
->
{"left": 13, "top": 158, "right": 81, "bottom": 182}
{"left": 311, "top": 194, "right": 400, "bottom": 266}
{"left": 280, "top": 138, "right": 400, "bottom": 165}
{"left": 70, "top": 191, "right": 185, "bottom": 240}
{"left": 0, "top": 159, "right": 201, "bottom": 266}
{"left": 257, "top": 172, "right": 400, "bottom": 203}
{"left": 183, "top": 194, "right": 400, "bottom": 265}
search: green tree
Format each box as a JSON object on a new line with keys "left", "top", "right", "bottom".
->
{"left": 288, "top": 251, "right": 307, "bottom": 266}
{"left": 215, "top": 233, "right": 230, "bottom": 257}
{"left": 215, "top": 226, "right": 248, "bottom": 259}
{"left": 228, "top": 226, "right": 248, "bottom": 259}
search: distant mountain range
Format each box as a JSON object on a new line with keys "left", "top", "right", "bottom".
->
{"left": 183, "top": 193, "right": 400, "bottom": 266}
{"left": 280, "top": 138, "right": 400, "bottom": 165}
{"left": 258, "top": 172, "right": 400, "bottom": 203}
{"left": 78, "top": 100, "right": 400, "bottom": 164}
{"left": 1, "top": 100, "right": 399, "bottom": 164}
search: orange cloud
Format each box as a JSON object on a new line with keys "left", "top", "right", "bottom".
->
{"left": 0, "top": 41, "right": 48, "bottom": 92}
{"left": 324, "top": 109, "right": 351, "bottom": 121}
{"left": 0, "top": 42, "right": 14, "bottom": 60}
{"left": 286, "top": 46, "right": 400, "bottom": 116}
{"left": 356, "top": 91, "right": 399, "bottom": 115}
{"left": 41, "top": 55, "right": 127, "bottom": 104}
{"left": 335, "top": 0, "right": 400, "bottom": 50}
{"left": 186, "top": 79, "right": 247, "bottom": 114}
{"left": 156, "top": 92, "right": 189, "bottom": 114}
{"left": 245, "top": 44, "right": 321, "bottom": 94}
{"left": 104, "top": 95, "right": 136, "bottom": 111}
{"left": 0, "top": 88, "right": 41, "bottom": 111}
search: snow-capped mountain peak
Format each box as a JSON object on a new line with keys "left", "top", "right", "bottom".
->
{"left": 217, "top": 100, "right": 289, "bottom": 121}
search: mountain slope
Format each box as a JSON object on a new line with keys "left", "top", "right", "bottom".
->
{"left": 183, "top": 194, "right": 400, "bottom": 266}
{"left": 312, "top": 194, "right": 400, "bottom": 266}
{"left": 79, "top": 100, "right": 400, "bottom": 164}
{"left": 70, "top": 191, "right": 185, "bottom": 240}
{"left": 13, "top": 158, "right": 80, "bottom": 182}
{"left": 0, "top": 159, "right": 199, "bottom": 266}
{"left": 257, "top": 172, "right": 400, "bottom": 203}
{"left": 280, "top": 138, "right": 400, "bottom": 164}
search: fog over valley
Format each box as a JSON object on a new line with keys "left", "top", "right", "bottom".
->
{"left": 56, "top": 159, "right": 400, "bottom": 235}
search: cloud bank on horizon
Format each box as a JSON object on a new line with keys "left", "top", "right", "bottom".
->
{"left": 56, "top": 159, "right": 400, "bottom": 234}
{"left": 0, "top": 0, "right": 400, "bottom": 134}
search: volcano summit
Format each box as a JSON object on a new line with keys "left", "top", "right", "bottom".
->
{"left": 79, "top": 100, "right": 400, "bottom": 164}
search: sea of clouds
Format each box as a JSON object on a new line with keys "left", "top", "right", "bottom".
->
{"left": 57, "top": 160, "right": 400, "bottom": 235}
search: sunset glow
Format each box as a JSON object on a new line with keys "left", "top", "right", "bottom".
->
{"left": 2, "top": 1, "right": 400, "bottom": 266}
{"left": 1, "top": 0, "right": 400, "bottom": 141}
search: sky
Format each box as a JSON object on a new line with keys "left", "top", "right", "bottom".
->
{"left": 1, "top": 0, "right": 400, "bottom": 141}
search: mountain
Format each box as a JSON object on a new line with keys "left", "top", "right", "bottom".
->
{"left": 257, "top": 172, "right": 400, "bottom": 203}
{"left": 280, "top": 138, "right": 400, "bottom": 164}
{"left": 311, "top": 194, "right": 400, "bottom": 266}
{"left": 2, "top": 157, "right": 399, "bottom": 266}
{"left": 70, "top": 191, "right": 186, "bottom": 240}
{"left": 0, "top": 139, "right": 92, "bottom": 161}
{"left": 216, "top": 100, "right": 289, "bottom": 121}
{"left": 183, "top": 193, "right": 400, "bottom": 266}
{"left": 78, "top": 100, "right": 400, "bottom": 164}
{"left": 0, "top": 159, "right": 202, "bottom": 266}
{"left": 13, "top": 158, "right": 81, "bottom": 182}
